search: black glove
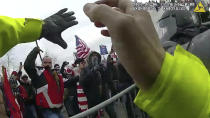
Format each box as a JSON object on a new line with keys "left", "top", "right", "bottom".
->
{"left": 40, "top": 8, "right": 78, "bottom": 49}
{"left": 62, "top": 61, "right": 69, "bottom": 66}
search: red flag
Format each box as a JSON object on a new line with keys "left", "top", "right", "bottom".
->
{"left": 2, "top": 67, "right": 23, "bottom": 118}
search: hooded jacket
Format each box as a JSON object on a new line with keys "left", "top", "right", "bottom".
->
{"left": 79, "top": 51, "right": 111, "bottom": 108}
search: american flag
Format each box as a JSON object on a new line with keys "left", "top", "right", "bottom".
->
{"left": 75, "top": 35, "right": 90, "bottom": 59}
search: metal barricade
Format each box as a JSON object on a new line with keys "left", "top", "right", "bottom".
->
{"left": 70, "top": 84, "right": 146, "bottom": 118}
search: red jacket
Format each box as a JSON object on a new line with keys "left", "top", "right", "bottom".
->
{"left": 36, "top": 70, "right": 64, "bottom": 108}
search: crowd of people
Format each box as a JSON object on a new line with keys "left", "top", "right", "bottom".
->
{"left": 0, "top": 47, "right": 138, "bottom": 118}
{"left": 133, "top": 0, "right": 161, "bottom": 11}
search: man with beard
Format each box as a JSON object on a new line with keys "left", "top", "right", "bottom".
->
{"left": 24, "top": 47, "right": 64, "bottom": 118}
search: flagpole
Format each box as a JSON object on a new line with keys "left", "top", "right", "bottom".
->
{"left": 73, "top": 52, "right": 77, "bottom": 61}
{"left": 1, "top": 66, "right": 8, "bottom": 116}
{"left": 1, "top": 66, "right": 4, "bottom": 82}
{"left": 103, "top": 55, "right": 106, "bottom": 60}
{"left": 35, "top": 41, "right": 43, "bottom": 62}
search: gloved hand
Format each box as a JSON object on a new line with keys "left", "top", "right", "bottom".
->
{"left": 33, "top": 46, "right": 43, "bottom": 53}
{"left": 40, "top": 8, "right": 78, "bottom": 49}
{"left": 62, "top": 61, "right": 69, "bottom": 66}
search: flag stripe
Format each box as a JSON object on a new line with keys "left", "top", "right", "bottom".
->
{"left": 76, "top": 82, "right": 88, "bottom": 112}
{"left": 75, "top": 35, "right": 90, "bottom": 59}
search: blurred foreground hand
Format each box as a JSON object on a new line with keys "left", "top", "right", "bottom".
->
{"left": 83, "top": 0, "right": 165, "bottom": 89}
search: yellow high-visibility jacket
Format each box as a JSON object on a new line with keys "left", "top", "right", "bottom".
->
{"left": 0, "top": 16, "right": 43, "bottom": 57}
{"left": 134, "top": 45, "right": 210, "bottom": 118}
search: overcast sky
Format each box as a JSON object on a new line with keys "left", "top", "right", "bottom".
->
{"left": 0, "top": 0, "right": 152, "bottom": 72}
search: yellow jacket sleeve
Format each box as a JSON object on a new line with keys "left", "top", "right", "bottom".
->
{"left": 0, "top": 16, "right": 43, "bottom": 57}
{"left": 134, "top": 45, "right": 210, "bottom": 118}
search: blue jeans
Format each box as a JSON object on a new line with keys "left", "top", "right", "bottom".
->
{"left": 41, "top": 108, "right": 64, "bottom": 118}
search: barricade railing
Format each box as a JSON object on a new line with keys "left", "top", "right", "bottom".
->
{"left": 70, "top": 84, "right": 137, "bottom": 118}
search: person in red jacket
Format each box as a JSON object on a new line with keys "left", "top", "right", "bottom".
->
{"left": 2, "top": 67, "right": 23, "bottom": 118}
{"left": 24, "top": 47, "right": 64, "bottom": 118}
{"left": 9, "top": 71, "right": 28, "bottom": 117}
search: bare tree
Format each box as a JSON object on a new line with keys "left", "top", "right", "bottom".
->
{"left": 52, "top": 56, "right": 58, "bottom": 66}
{"left": 0, "top": 50, "right": 15, "bottom": 74}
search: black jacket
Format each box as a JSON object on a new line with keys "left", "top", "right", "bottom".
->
{"left": 80, "top": 51, "right": 113, "bottom": 108}
{"left": 24, "top": 47, "right": 48, "bottom": 89}
{"left": 79, "top": 65, "right": 105, "bottom": 108}
{"left": 24, "top": 47, "right": 61, "bottom": 92}
{"left": 116, "top": 63, "right": 134, "bottom": 91}
{"left": 20, "top": 82, "right": 36, "bottom": 105}
{"left": 106, "top": 62, "right": 118, "bottom": 95}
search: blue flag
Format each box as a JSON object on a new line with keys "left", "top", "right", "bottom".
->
{"left": 99, "top": 45, "right": 108, "bottom": 55}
